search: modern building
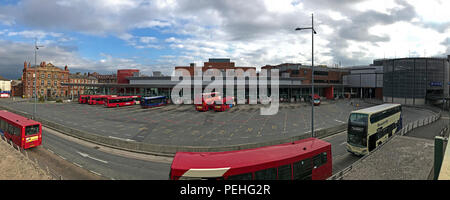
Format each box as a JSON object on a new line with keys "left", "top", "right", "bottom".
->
{"left": 69, "top": 72, "right": 98, "bottom": 97}
{"left": 0, "top": 75, "right": 11, "bottom": 92}
{"left": 22, "top": 61, "right": 70, "bottom": 98}
{"left": 382, "top": 56, "right": 450, "bottom": 105}
{"left": 342, "top": 64, "right": 383, "bottom": 99}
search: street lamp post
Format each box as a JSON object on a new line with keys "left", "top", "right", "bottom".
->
{"left": 33, "top": 38, "right": 43, "bottom": 119}
{"left": 296, "top": 13, "right": 317, "bottom": 138}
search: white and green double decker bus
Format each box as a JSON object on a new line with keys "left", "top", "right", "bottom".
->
{"left": 346, "top": 104, "right": 402, "bottom": 156}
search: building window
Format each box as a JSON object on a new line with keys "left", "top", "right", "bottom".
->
{"left": 41, "top": 74, "right": 44, "bottom": 78}
{"left": 48, "top": 74, "right": 51, "bottom": 78}
{"left": 54, "top": 81, "right": 57, "bottom": 86}
{"left": 314, "top": 71, "right": 329, "bottom": 76}
{"left": 54, "top": 74, "right": 58, "bottom": 79}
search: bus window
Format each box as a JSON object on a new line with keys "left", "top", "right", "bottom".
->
{"left": 293, "top": 158, "right": 312, "bottom": 180}
{"left": 254, "top": 168, "right": 277, "bottom": 180}
{"left": 349, "top": 113, "right": 368, "bottom": 124}
{"left": 277, "top": 164, "right": 292, "bottom": 180}
{"left": 313, "top": 152, "right": 327, "bottom": 169}
{"left": 25, "top": 125, "right": 40, "bottom": 136}
{"left": 8, "top": 124, "right": 20, "bottom": 136}
{"left": 0, "top": 119, "right": 6, "bottom": 131}
{"left": 227, "top": 173, "right": 253, "bottom": 180}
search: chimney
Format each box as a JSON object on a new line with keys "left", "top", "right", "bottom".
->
{"left": 42, "top": 61, "right": 46, "bottom": 66}
{"left": 64, "top": 65, "right": 68, "bottom": 71}
{"left": 24, "top": 61, "right": 27, "bottom": 69}
{"left": 28, "top": 62, "right": 31, "bottom": 68}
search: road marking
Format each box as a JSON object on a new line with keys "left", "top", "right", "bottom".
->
{"left": 89, "top": 170, "right": 102, "bottom": 176}
{"left": 108, "top": 136, "right": 135, "bottom": 142}
{"left": 73, "top": 162, "right": 83, "bottom": 168}
{"left": 58, "top": 155, "right": 67, "bottom": 160}
{"left": 334, "top": 119, "right": 346, "bottom": 123}
{"left": 77, "top": 151, "right": 109, "bottom": 164}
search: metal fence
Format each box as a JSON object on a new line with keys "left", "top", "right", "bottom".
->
{"left": 0, "top": 135, "right": 63, "bottom": 180}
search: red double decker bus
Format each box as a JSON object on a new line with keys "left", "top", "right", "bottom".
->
{"left": 170, "top": 137, "right": 332, "bottom": 180}
{"left": 104, "top": 96, "right": 141, "bottom": 108}
{"left": 213, "top": 96, "right": 235, "bottom": 112}
{"left": 0, "top": 110, "right": 42, "bottom": 149}
{"left": 195, "top": 92, "right": 222, "bottom": 112}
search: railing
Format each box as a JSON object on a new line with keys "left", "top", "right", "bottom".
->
{"left": 328, "top": 111, "right": 442, "bottom": 180}
{"left": 0, "top": 135, "right": 63, "bottom": 180}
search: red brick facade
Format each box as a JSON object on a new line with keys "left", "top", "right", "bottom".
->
{"left": 22, "top": 61, "right": 70, "bottom": 98}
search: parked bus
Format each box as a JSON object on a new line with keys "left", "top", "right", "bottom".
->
{"left": 170, "top": 137, "right": 332, "bottom": 180}
{"left": 0, "top": 91, "right": 11, "bottom": 98}
{"left": 78, "top": 95, "right": 91, "bottom": 104}
{"left": 104, "top": 96, "right": 140, "bottom": 108}
{"left": 141, "top": 96, "right": 167, "bottom": 108}
{"left": 213, "top": 96, "right": 235, "bottom": 112}
{"left": 0, "top": 110, "right": 42, "bottom": 149}
{"left": 195, "top": 92, "right": 221, "bottom": 111}
{"left": 310, "top": 94, "right": 321, "bottom": 106}
{"left": 346, "top": 104, "right": 402, "bottom": 156}
{"left": 130, "top": 95, "right": 141, "bottom": 105}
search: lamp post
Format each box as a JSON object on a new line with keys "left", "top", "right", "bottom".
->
{"left": 296, "top": 13, "right": 317, "bottom": 138}
{"left": 33, "top": 38, "right": 43, "bottom": 119}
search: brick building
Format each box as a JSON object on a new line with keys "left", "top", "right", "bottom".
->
{"left": 22, "top": 61, "right": 70, "bottom": 98}
{"left": 262, "top": 63, "right": 349, "bottom": 99}
{"left": 175, "top": 58, "right": 256, "bottom": 77}
{"left": 11, "top": 80, "right": 23, "bottom": 97}
{"left": 88, "top": 72, "right": 117, "bottom": 84}
{"left": 69, "top": 72, "right": 98, "bottom": 96}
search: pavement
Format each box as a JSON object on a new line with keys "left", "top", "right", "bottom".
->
{"left": 342, "top": 135, "right": 435, "bottom": 180}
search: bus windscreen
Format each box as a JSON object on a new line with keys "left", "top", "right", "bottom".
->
{"left": 347, "top": 126, "right": 366, "bottom": 147}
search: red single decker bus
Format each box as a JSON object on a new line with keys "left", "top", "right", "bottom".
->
{"left": 0, "top": 110, "right": 42, "bottom": 149}
{"left": 213, "top": 96, "right": 235, "bottom": 112}
{"left": 195, "top": 92, "right": 222, "bottom": 112}
{"left": 88, "top": 95, "right": 116, "bottom": 105}
{"left": 104, "top": 96, "right": 141, "bottom": 108}
{"left": 170, "top": 137, "right": 332, "bottom": 180}
{"left": 78, "top": 95, "right": 91, "bottom": 104}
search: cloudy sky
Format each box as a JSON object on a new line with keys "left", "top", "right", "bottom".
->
{"left": 0, "top": 0, "right": 449, "bottom": 79}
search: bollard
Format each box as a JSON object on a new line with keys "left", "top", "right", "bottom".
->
{"left": 434, "top": 136, "right": 448, "bottom": 180}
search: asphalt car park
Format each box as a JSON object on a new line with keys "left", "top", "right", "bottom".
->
{"left": 0, "top": 98, "right": 435, "bottom": 147}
